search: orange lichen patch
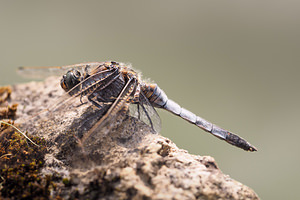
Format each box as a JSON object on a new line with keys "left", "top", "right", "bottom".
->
{"left": 0, "top": 86, "right": 12, "bottom": 104}
{"left": 0, "top": 86, "right": 17, "bottom": 120}
{"left": 0, "top": 103, "right": 18, "bottom": 119}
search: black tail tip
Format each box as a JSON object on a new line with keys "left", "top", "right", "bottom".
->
{"left": 225, "top": 132, "right": 257, "bottom": 152}
{"left": 247, "top": 145, "right": 258, "bottom": 152}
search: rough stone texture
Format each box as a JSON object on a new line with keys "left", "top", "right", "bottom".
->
{"left": 5, "top": 77, "right": 259, "bottom": 200}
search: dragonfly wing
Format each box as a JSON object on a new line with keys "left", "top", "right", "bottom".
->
{"left": 23, "top": 67, "right": 119, "bottom": 129}
{"left": 128, "top": 91, "right": 161, "bottom": 134}
{"left": 17, "top": 62, "right": 105, "bottom": 79}
{"left": 49, "top": 68, "right": 118, "bottom": 111}
{"left": 81, "top": 77, "right": 137, "bottom": 145}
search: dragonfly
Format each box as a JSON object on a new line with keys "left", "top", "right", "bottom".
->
{"left": 18, "top": 61, "right": 257, "bottom": 152}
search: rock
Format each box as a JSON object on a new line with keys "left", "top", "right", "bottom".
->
{"left": 1, "top": 77, "right": 259, "bottom": 199}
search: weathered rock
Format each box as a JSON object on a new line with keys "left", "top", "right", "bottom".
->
{"left": 3, "top": 77, "right": 259, "bottom": 200}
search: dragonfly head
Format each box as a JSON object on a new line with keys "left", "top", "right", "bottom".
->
{"left": 60, "top": 69, "right": 81, "bottom": 92}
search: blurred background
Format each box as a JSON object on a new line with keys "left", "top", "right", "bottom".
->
{"left": 0, "top": 1, "right": 299, "bottom": 199}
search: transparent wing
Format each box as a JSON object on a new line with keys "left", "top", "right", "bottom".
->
{"left": 48, "top": 67, "right": 118, "bottom": 112}
{"left": 81, "top": 77, "right": 137, "bottom": 144}
{"left": 20, "top": 62, "right": 160, "bottom": 153}
{"left": 128, "top": 91, "right": 161, "bottom": 134}
{"left": 82, "top": 79, "right": 161, "bottom": 146}
{"left": 22, "top": 67, "right": 119, "bottom": 128}
{"left": 17, "top": 62, "right": 105, "bottom": 79}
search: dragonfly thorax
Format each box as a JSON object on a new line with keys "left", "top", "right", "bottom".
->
{"left": 60, "top": 69, "right": 82, "bottom": 92}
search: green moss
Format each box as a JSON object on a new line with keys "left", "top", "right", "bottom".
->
{"left": 62, "top": 178, "right": 71, "bottom": 187}
{"left": 0, "top": 124, "right": 60, "bottom": 199}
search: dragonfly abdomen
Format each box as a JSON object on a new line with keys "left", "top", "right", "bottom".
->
{"left": 142, "top": 83, "right": 257, "bottom": 151}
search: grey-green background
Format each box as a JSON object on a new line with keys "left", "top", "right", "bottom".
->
{"left": 1, "top": 1, "right": 299, "bottom": 199}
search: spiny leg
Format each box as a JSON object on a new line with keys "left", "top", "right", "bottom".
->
{"left": 79, "top": 69, "right": 121, "bottom": 107}
{"left": 79, "top": 65, "right": 90, "bottom": 104}
{"left": 87, "top": 95, "right": 103, "bottom": 108}
{"left": 45, "top": 68, "right": 118, "bottom": 115}
{"left": 139, "top": 102, "right": 154, "bottom": 131}
{"left": 131, "top": 84, "right": 141, "bottom": 120}
{"left": 131, "top": 84, "right": 155, "bottom": 130}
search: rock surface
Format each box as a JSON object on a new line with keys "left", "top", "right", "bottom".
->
{"left": 1, "top": 77, "right": 259, "bottom": 199}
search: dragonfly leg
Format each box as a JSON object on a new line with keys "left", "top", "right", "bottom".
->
{"left": 80, "top": 74, "right": 88, "bottom": 104}
{"left": 77, "top": 68, "right": 122, "bottom": 108}
{"left": 81, "top": 77, "right": 137, "bottom": 144}
{"left": 80, "top": 76, "right": 85, "bottom": 104}
{"left": 139, "top": 102, "right": 154, "bottom": 131}
{"left": 71, "top": 67, "right": 119, "bottom": 98}
{"left": 87, "top": 95, "right": 103, "bottom": 109}
{"left": 131, "top": 85, "right": 141, "bottom": 119}
{"left": 137, "top": 104, "right": 140, "bottom": 120}
{"left": 83, "top": 64, "right": 90, "bottom": 77}
{"left": 131, "top": 84, "right": 156, "bottom": 130}
{"left": 132, "top": 84, "right": 141, "bottom": 103}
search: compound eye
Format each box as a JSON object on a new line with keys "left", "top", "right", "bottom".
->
{"left": 71, "top": 70, "right": 81, "bottom": 86}
{"left": 74, "top": 70, "right": 81, "bottom": 78}
{"left": 60, "top": 70, "right": 81, "bottom": 93}
{"left": 60, "top": 74, "right": 69, "bottom": 92}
